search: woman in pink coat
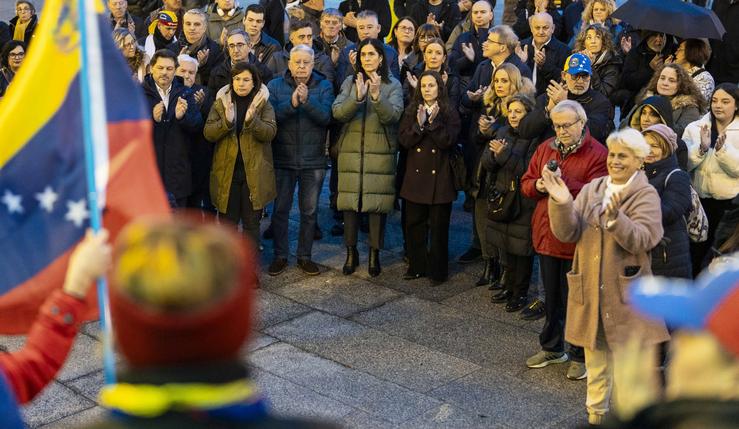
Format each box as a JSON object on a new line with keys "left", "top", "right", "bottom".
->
{"left": 540, "top": 128, "right": 669, "bottom": 426}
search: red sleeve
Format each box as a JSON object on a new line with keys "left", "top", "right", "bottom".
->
{"left": 562, "top": 149, "right": 609, "bottom": 199}
{"left": 521, "top": 144, "right": 547, "bottom": 200}
{"left": 0, "top": 290, "right": 87, "bottom": 404}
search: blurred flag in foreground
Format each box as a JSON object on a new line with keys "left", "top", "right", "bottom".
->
{"left": 0, "top": 0, "right": 169, "bottom": 333}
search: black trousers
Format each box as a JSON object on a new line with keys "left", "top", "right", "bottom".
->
{"left": 405, "top": 201, "right": 452, "bottom": 281}
{"left": 344, "top": 211, "right": 385, "bottom": 249}
{"left": 691, "top": 197, "right": 734, "bottom": 275}
{"left": 539, "top": 255, "right": 584, "bottom": 362}
{"left": 500, "top": 252, "right": 532, "bottom": 300}
{"left": 222, "top": 172, "right": 262, "bottom": 249}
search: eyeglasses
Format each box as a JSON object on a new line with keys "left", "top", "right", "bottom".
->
{"left": 486, "top": 39, "right": 504, "bottom": 45}
{"left": 418, "top": 35, "right": 436, "bottom": 41}
{"left": 8, "top": 52, "right": 25, "bottom": 58}
{"left": 570, "top": 73, "right": 591, "bottom": 81}
{"left": 16, "top": 7, "right": 31, "bottom": 12}
{"left": 397, "top": 25, "right": 414, "bottom": 33}
{"left": 228, "top": 42, "right": 247, "bottom": 50}
{"left": 553, "top": 119, "right": 582, "bottom": 131}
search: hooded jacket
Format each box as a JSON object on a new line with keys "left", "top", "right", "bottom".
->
{"left": 621, "top": 95, "right": 689, "bottom": 170}
{"left": 590, "top": 49, "right": 623, "bottom": 100}
{"left": 684, "top": 113, "right": 739, "bottom": 200}
{"left": 637, "top": 90, "right": 702, "bottom": 140}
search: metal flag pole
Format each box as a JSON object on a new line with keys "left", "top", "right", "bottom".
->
{"left": 75, "top": 0, "right": 117, "bottom": 384}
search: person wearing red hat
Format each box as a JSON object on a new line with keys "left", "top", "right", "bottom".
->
{"left": 77, "top": 217, "right": 340, "bottom": 429}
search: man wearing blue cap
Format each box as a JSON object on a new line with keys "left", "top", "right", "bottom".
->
{"left": 518, "top": 52, "right": 614, "bottom": 144}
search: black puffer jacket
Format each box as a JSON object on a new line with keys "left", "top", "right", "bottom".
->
{"left": 645, "top": 154, "right": 692, "bottom": 279}
{"left": 481, "top": 124, "right": 539, "bottom": 256}
{"left": 590, "top": 50, "right": 623, "bottom": 100}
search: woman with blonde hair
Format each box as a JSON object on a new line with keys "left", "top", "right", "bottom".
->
{"left": 112, "top": 28, "right": 149, "bottom": 83}
{"left": 480, "top": 63, "right": 535, "bottom": 135}
{"left": 576, "top": 0, "right": 624, "bottom": 44}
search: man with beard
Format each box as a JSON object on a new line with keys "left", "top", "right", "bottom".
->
{"left": 142, "top": 49, "right": 203, "bottom": 208}
{"left": 518, "top": 53, "right": 613, "bottom": 144}
{"left": 178, "top": 8, "right": 223, "bottom": 87}
{"left": 207, "top": 29, "right": 273, "bottom": 93}
{"left": 139, "top": 11, "right": 180, "bottom": 59}
{"left": 108, "top": 0, "right": 146, "bottom": 39}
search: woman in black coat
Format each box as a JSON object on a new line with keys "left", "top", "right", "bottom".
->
{"left": 482, "top": 93, "right": 539, "bottom": 312}
{"left": 398, "top": 70, "right": 461, "bottom": 285}
{"left": 642, "top": 124, "right": 692, "bottom": 279}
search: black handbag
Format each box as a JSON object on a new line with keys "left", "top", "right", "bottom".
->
{"left": 449, "top": 145, "right": 467, "bottom": 192}
{"left": 487, "top": 176, "right": 521, "bottom": 222}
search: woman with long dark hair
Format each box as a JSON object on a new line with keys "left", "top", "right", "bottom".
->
{"left": 405, "top": 37, "right": 461, "bottom": 108}
{"left": 332, "top": 38, "right": 404, "bottom": 277}
{"left": 204, "top": 62, "right": 277, "bottom": 248}
{"left": 389, "top": 16, "right": 419, "bottom": 83}
{"left": 398, "top": 70, "right": 460, "bottom": 284}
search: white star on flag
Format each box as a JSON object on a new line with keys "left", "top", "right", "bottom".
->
{"left": 2, "top": 190, "right": 23, "bottom": 214}
{"left": 35, "top": 186, "right": 59, "bottom": 213}
{"left": 65, "top": 199, "right": 90, "bottom": 227}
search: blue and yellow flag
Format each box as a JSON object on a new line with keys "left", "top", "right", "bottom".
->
{"left": 0, "top": 0, "right": 169, "bottom": 333}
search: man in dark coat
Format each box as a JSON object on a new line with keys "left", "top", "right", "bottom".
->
{"left": 8, "top": 7, "right": 37, "bottom": 46}
{"left": 707, "top": 0, "right": 739, "bottom": 84}
{"left": 208, "top": 29, "right": 273, "bottom": 94}
{"left": 142, "top": 49, "right": 203, "bottom": 208}
{"left": 408, "top": 0, "right": 461, "bottom": 41}
{"left": 266, "top": 20, "right": 336, "bottom": 85}
{"left": 339, "top": 0, "right": 392, "bottom": 42}
{"left": 517, "top": 13, "right": 569, "bottom": 96}
{"left": 177, "top": 9, "right": 224, "bottom": 87}
{"left": 244, "top": 4, "right": 282, "bottom": 65}
{"left": 518, "top": 53, "right": 613, "bottom": 144}
{"left": 614, "top": 31, "right": 676, "bottom": 112}
{"left": 335, "top": 10, "right": 400, "bottom": 84}
{"left": 0, "top": 22, "right": 10, "bottom": 53}
{"left": 448, "top": 0, "right": 494, "bottom": 84}
{"left": 263, "top": 0, "right": 288, "bottom": 46}
{"left": 267, "top": 45, "right": 334, "bottom": 277}
{"left": 108, "top": 0, "right": 147, "bottom": 39}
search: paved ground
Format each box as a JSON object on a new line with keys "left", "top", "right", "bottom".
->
{"left": 1, "top": 179, "right": 589, "bottom": 428}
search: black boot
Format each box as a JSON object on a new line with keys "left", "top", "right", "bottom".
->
{"left": 368, "top": 247, "right": 381, "bottom": 277}
{"left": 488, "top": 266, "right": 507, "bottom": 291}
{"left": 476, "top": 259, "right": 500, "bottom": 287}
{"left": 343, "top": 246, "right": 359, "bottom": 275}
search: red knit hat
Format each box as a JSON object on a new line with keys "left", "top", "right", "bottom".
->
{"left": 110, "top": 216, "right": 259, "bottom": 367}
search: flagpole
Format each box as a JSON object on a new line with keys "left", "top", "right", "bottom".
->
{"left": 76, "top": 0, "right": 116, "bottom": 384}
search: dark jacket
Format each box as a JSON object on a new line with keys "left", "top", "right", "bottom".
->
{"left": 339, "top": 0, "right": 392, "bottom": 42}
{"left": 562, "top": 0, "right": 584, "bottom": 44}
{"left": 8, "top": 15, "right": 37, "bottom": 45}
{"left": 619, "top": 35, "right": 678, "bottom": 103}
{"left": 336, "top": 42, "right": 401, "bottom": 89}
{"left": 408, "top": 0, "right": 460, "bottom": 41}
{"left": 461, "top": 56, "right": 533, "bottom": 114}
{"left": 207, "top": 54, "right": 274, "bottom": 94}
{"left": 518, "top": 87, "right": 613, "bottom": 144}
{"left": 109, "top": 11, "right": 146, "bottom": 39}
{"left": 78, "top": 361, "right": 342, "bottom": 429}
{"left": 513, "top": 6, "right": 564, "bottom": 43}
{"left": 448, "top": 26, "right": 490, "bottom": 80}
{"left": 482, "top": 124, "right": 540, "bottom": 256}
{"left": 142, "top": 75, "right": 203, "bottom": 200}
{"left": 398, "top": 103, "right": 461, "bottom": 205}
{"left": 263, "top": 0, "right": 287, "bottom": 46}
{"left": 589, "top": 50, "right": 623, "bottom": 100}
{"left": 707, "top": 0, "right": 739, "bottom": 84}
{"left": 252, "top": 32, "right": 282, "bottom": 65}
{"left": 519, "top": 36, "right": 570, "bottom": 96}
{"left": 404, "top": 61, "right": 461, "bottom": 109}
{"left": 0, "top": 67, "right": 13, "bottom": 98}
{"left": 266, "top": 44, "right": 336, "bottom": 86}
{"left": 621, "top": 95, "right": 689, "bottom": 170}
{"left": 0, "top": 21, "right": 10, "bottom": 52}
{"left": 184, "top": 83, "right": 216, "bottom": 207}
{"left": 177, "top": 36, "right": 224, "bottom": 88}
{"left": 520, "top": 130, "right": 608, "bottom": 259}
{"left": 267, "top": 71, "right": 334, "bottom": 170}
{"left": 644, "top": 154, "right": 692, "bottom": 279}
{"left": 145, "top": 7, "right": 185, "bottom": 40}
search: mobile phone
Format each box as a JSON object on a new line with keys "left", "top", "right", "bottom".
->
{"left": 547, "top": 160, "right": 558, "bottom": 172}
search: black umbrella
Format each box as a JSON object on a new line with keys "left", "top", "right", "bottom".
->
{"left": 612, "top": 0, "right": 726, "bottom": 40}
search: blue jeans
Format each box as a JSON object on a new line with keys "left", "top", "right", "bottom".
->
{"left": 273, "top": 168, "right": 326, "bottom": 259}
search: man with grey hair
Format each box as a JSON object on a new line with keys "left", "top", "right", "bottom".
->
{"left": 516, "top": 12, "right": 569, "bottom": 96}
{"left": 207, "top": 28, "right": 273, "bottom": 93}
{"left": 178, "top": 8, "right": 223, "bottom": 86}
{"left": 108, "top": 0, "right": 146, "bottom": 39}
{"left": 266, "top": 43, "right": 335, "bottom": 276}
{"left": 521, "top": 99, "right": 608, "bottom": 382}
{"left": 518, "top": 52, "right": 614, "bottom": 144}
{"left": 316, "top": 8, "right": 349, "bottom": 67}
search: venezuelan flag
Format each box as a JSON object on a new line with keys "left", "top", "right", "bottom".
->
{"left": 0, "top": 0, "right": 170, "bottom": 333}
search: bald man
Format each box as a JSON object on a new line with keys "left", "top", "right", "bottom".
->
{"left": 516, "top": 13, "right": 570, "bottom": 95}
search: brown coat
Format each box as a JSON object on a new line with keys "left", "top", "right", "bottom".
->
{"left": 548, "top": 171, "right": 669, "bottom": 350}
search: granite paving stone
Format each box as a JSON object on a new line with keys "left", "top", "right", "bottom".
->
{"left": 55, "top": 334, "right": 104, "bottom": 382}
{"left": 255, "top": 290, "right": 312, "bottom": 329}
{"left": 264, "top": 311, "right": 481, "bottom": 392}
{"left": 65, "top": 371, "right": 104, "bottom": 403}
{"left": 43, "top": 406, "right": 107, "bottom": 428}
{"left": 400, "top": 403, "right": 511, "bottom": 429}
{"left": 250, "top": 342, "right": 441, "bottom": 424}
{"left": 22, "top": 382, "right": 96, "bottom": 429}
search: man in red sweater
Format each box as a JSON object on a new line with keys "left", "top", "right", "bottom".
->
{"left": 521, "top": 100, "right": 608, "bottom": 381}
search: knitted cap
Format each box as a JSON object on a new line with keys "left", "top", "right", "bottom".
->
{"left": 148, "top": 11, "right": 178, "bottom": 35}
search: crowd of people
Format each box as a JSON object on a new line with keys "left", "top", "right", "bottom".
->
{"left": 1, "top": 0, "right": 739, "bottom": 426}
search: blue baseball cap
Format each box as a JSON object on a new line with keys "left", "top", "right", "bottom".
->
{"left": 564, "top": 53, "right": 592, "bottom": 76}
{"left": 629, "top": 268, "right": 739, "bottom": 357}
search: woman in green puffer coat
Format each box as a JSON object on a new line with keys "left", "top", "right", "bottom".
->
{"left": 332, "top": 38, "right": 404, "bottom": 278}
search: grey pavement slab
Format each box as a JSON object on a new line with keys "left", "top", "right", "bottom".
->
{"left": 427, "top": 368, "right": 582, "bottom": 428}
{"left": 247, "top": 333, "right": 280, "bottom": 353}
{"left": 352, "top": 296, "right": 542, "bottom": 373}
{"left": 43, "top": 406, "right": 107, "bottom": 429}
{"left": 250, "top": 342, "right": 441, "bottom": 424}
{"left": 65, "top": 371, "right": 104, "bottom": 403}
{"left": 270, "top": 269, "right": 403, "bottom": 318}
{"left": 368, "top": 262, "right": 480, "bottom": 302}
{"left": 22, "top": 382, "right": 96, "bottom": 429}
{"left": 255, "top": 290, "right": 312, "bottom": 329}
{"left": 251, "top": 368, "right": 357, "bottom": 421}
{"left": 401, "top": 403, "right": 511, "bottom": 429}
{"left": 441, "top": 283, "right": 534, "bottom": 328}
{"left": 339, "top": 410, "right": 399, "bottom": 429}
{"left": 264, "top": 311, "right": 481, "bottom": 392}
{"left": 55, "top": 334, "right": 104, "bottom": 382}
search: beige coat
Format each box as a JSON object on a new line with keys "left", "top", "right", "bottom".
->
{"left": 548, "top": 171, "right": 670, "bottom": 350}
